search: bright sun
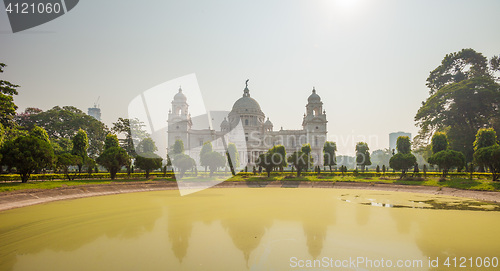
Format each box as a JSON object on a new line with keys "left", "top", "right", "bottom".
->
{"left": 332, "top": 0, "right": 361, "bottom": 9}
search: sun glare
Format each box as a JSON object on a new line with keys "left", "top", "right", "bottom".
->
{"left": 331, "top": 0, "right": 361, "bottom": 10}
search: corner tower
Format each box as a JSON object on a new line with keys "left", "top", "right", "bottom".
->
{"left": 167, "top": 87, "right": 192, "bottom": 150}
{"left": 302, "top": 87, "right": 328, "bottom": 164}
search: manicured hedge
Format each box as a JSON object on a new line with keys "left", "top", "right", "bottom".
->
{"left": 0, "top": 170, "right": 492, "bottom": 182}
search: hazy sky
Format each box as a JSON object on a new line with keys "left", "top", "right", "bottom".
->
{"left": 1, "top": 0, "right": 499, "bottom": 155}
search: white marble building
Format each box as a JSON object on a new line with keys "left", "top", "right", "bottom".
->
{"left": 167, "top": 84, "right": 328, "bottom": 166}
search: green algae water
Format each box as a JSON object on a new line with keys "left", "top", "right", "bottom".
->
{"left": 1, "top": 188, "right": 500, "bottom": 271}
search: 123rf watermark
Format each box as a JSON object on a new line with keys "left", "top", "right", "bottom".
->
{"left": 290, "top": 256, "right": 499, "bottom": 269}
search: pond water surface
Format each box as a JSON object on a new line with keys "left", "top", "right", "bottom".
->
{"left": 1, "top": 188, "right": 500, "bottom": 270}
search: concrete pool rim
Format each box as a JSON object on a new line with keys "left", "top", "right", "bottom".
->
{"left": 1, "top": 180, "right": 500, "bottom": 212}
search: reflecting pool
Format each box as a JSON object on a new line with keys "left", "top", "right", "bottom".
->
{"left": 1, "top": 188, "right": 500, "bottom": 270}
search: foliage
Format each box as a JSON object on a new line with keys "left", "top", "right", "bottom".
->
{"left": 104, "top": 133, "right": 120, "bottom": 150}
{"left": 135, "top": 154, "right": 162, "bottom": 179}
{"left": 135, "top": 137, "right": 162, "bottom": 178}
{"left": 428, "top": 150, "right": 466, "bottom": 177}
{"left": 370, "top": 149, "right": 391, "bottom": 168}
{"left": 0, "top": 63, "right": 19, "bottom": 128}
{"left": 71, "top": 129, "right": 89, "bottom": 173}
{"left": 396, "top": 136, "right": 411, "bottom": 154}
{"left": 431, "top": 132, "right": 448, "bottom": 154}
{"left": 287, "top": 150, "right": 313, "bottom": 177}
{"left": 227, "top": 143, "right": 240, "bottom": 168}
{"left": 257, "top": 145, "right": 287, "bottom": 177}
{"left": 203, "top": 151, "right": 226, "bottom": 176}
{"left": 323, "top": 141, "right": 336, "bottom": 172}
{"left": 473, "top": 128, "right": 497, "bottom": 151}
{"left": 96, "top": 140, "right": 130, "bottom": 180}
{"left": 474, "top": 144, "right": 500, "bottom": 181}
{"left": 415, "top": 51, "right": 500, "bottom": 160}
{"left": 137, "top": 137, "right": 158, "bottom": 153}
{"left": 301, "top": 143, "right": 311, "bottom": 155}
{"left": 56, "top": 153, "right": 82, "bottom": 181}
{"left": 1, "top": 135, "right": 55, "bottom": 182}
{"left": 16, "top": 106, "right": 108, "bottom": 158}
{"left": 272, "top": 145, "right": 287, "bottom": 171}
{"left": 199, "top": 141, "right": 213, "bottom": 171}
{"left": 389, "top": 153, "right": 417, "bottom": 178}
{"left": 171, "top": 139, "right": 184, "bottom": 155}
{"left": 51, "top": 138, "right": 72, "bottom": 155}
{"left": 426, "top": 49, "right": 492, "bottom": 95}
{"left": 30, "top": 126, "right": 49, "bottom": 142}
{"left": 111, "top": 118, "right": 148, "bottom": 157}
{"left": 355, "top": 142, "right": 371, "bottom": 171}
{"left": 172, "top": 153, "right": 195, "bottom": 178}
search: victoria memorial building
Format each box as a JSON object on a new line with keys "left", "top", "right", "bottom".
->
{"left": 167, "top": 83, "right": 328, "bottom": 167}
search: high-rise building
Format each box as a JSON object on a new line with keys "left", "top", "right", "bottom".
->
{"left": 389, "top": 131, "right": 411, "bottom": 153}
{"left": 88, "top": 107, "right": 101, "bottom": 121}
{"left": 88, "top": 97, "right": 101, "bottom": 121}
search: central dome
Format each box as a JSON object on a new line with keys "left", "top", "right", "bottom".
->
{"left": 230, "top": 87, "right": 264, "bottom": 115}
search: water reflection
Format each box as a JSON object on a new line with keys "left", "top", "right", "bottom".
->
{"left": 1, "top": 188, "right": 500, "bottom": 270}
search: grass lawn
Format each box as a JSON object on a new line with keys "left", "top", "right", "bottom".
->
{"left": 1, "top": 174, "right": 499, "bottom": 193}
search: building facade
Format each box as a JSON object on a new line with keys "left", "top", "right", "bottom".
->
{"left": 167, "top": 84, "right": 328, "bottom": 167}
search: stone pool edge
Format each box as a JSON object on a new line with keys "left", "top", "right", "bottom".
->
{"left": 1, "top": 181, "right": 500, "bottom": 211}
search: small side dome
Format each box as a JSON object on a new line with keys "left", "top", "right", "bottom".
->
{"left": 174, "top": 87, "right": 187, "bottom": 102}
{"left": 264, "top": 117, "right": 273, "bottom": 127}
{"left": 308, "top": 87, "right": 321, "bottom": 103}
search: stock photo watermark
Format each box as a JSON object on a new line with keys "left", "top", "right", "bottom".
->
{"left": 3, "top": 0, "right": 79, "bottom": 33}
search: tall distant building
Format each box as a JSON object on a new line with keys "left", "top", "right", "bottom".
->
{"left": 389, "top": 131, "right": 411, "bottom": 153}
{"left": 88, "top": 107, "right": 101, "bottom": 121}
{"left": 167, "top": 84, "right": 328, "bottom": 166}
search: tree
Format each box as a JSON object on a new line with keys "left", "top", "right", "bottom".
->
{"left": 355, "top": 142, "right": 371, "bottom": 172}
{"left": 171, "top": 139, "right": 184, "bottom": 155}
{"left": 376, "top": 165, "right": 380, "bottom": 173}
{"left": 323, "top": 141, "right": 336, "bottom": 172}
{"left": 474, "top": 145, "right": 500, "bottom": 181}
{"left": 111, "top": 118, "right": 148, "bottom": 157}
{"left": 227, "top": 143, "right": 240, "bottom": 169}
{"left": 56, "top": 153, "right": 82, "bottom": 181}
{"left": 473, "top": 128, "right": 500, "bottom": 181}
{"left": 51, "top": 138, "right": 73, "bottom": 155}
{"left": 272, "top": 145, "right": 287, "bottom": 172}
{"left": 415, "top": 49, "right": 500, "bottom": 161}
{"left": 135, "top": 138, "right": 162, "bottom": 178}
{"left": 427, "top": 133, "right": 466, "bottom": 177}
{"left": 396, "top": 136, "right": 411, "bottom": 154}
{"left": 301, "top": 144, "right": 311, "bottom": 155}
{"left": 389, "top": 136, "right": 417, "bottom": 178}
{"left": 382, "top": 165, "right": 386, "bottom": 174}
{"left": 16, "top": 106, "right": 108, "bottom": 158}
{"left": 426, "top": 49, "right": 492, "bottom": 95}
{"left": 473, "top": 128, "right": 498, "bottom": 151}
{"left": 256, "top": 145, "right": 286, "bottom": 177}
{"left": 135, "top": 154, "right": 162, "bottom": 179}
{"left": 199, "top": 141, "right": 213, "bottom": 172}
{"left": 71, "top": 129, "right": 89, "bottom": 173}
{"left": 1, "top": 134, "right": 55, "bottom": 182}
{"left": 96, "top": 134, "right": 130, "bottom": 180}
{"left": 0, "top": 63, "right": 19, "bottom": 128}
{"left": 431, "top": 132, "right": 448, "bottom": 154}
{"left": 428, "top": 150, "right": 466, "bottom": 177}
{"left": 30, "top": 126, "right": 49, "bottom": 142}
{"left": 287, "top": 148, "right": 313, "bottom": 177}
{"left": 172, "top": 154, "right": 195, "bottom": 178}
{"left": 204, "top": 151, "right": 226, "bottom": 176}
